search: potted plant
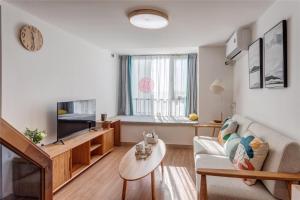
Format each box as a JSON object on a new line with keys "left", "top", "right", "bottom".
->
{"left": 24, "top": 128, "right": 46, "bottom": 144}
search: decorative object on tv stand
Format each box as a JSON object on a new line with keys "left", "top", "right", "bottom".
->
{"left": 209, "top": 79, "right": 225, "bottom": 122}
{"left": 248, "top": 38, "right": 263, "bottom": 89}
{"left": 19, "top": 25, "right": 43, "bottom": 51}
{"left": 24, "top": 128, "right": 46, "bottom": 144}
{"left": 101, "top": 113, "right": 107, "bottom": 121}
{"left": 143, "top": 130, "right": 158, "bottom": 144}
{"left": 264, "top": 20, "right": 287, "bottom": 88}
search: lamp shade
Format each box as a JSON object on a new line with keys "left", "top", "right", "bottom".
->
{"left": 210, "top": 79, "right": 224, "bottom": 94}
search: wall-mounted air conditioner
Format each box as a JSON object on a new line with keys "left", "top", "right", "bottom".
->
{"left": 225, "top": 28, "right": 251, "bottom": 65}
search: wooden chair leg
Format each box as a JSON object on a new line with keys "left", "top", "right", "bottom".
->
{"left": 122, "top": 179, "right": 127, "bottom": 200}
{"left": 210, "top": 128, "right": 215, "bottom": 137}
{"left": 288, "top": 181, "right": 297, "bottom": 200}
{"left": 200, "top": 175, "right": 207, "bottom": 200}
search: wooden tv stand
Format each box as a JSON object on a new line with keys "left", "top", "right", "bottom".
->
{"left": 42, "top": 128, "right": 114, "bottom": 192}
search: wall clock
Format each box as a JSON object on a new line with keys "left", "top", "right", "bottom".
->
{"left": 19, "top": 25, "right": 43, "bottom": 51}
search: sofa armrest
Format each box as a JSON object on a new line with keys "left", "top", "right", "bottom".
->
{"left": 196, "top": 168, "right": 300, "bottom": 200}
{"left": 197, "top": 168, "right": 300, "bottom": 181}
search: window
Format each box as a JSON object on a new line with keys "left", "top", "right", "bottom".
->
{"left": 131, "top": 55, "right": 188, "bottom": 117}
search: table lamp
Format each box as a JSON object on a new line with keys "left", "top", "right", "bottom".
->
{"left": 209, "top": 79, "right": 225, "bottom": 122}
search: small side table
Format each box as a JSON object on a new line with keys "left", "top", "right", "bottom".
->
{"left": 193, "top": 122, "right": 222, "bottom": 137}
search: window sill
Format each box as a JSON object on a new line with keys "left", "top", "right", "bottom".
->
{"left": 114, "top": 115, "right": 198, "bottom": 126}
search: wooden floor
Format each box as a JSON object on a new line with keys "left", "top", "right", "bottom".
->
{"left": 54, "top": 145, "right": 196, "bottom": 200}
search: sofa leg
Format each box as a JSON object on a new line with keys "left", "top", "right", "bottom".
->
{"left": 200, "top": 175, "right": 207, "bottom": 200}
{"left": 288, "top": 181, "right": 298, "bottom": 200}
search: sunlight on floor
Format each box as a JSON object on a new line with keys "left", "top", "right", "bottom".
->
{"left": 162, "top": 165, "right": 197, "bottom": 200}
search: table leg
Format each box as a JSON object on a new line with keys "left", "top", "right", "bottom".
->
{"left": 161, "top": 162, "right": 164, "bottom": 181}
{"left": 217, "top": 127, "right": 221, "bottom": 136}
{"left": 210, "top": 128, "right": 215, "bottom": 137}
{"left": 151, "top": 171, "right": 156, "bottom": 200}
{"left": 122, "top": 179, "right": 127, "bottom": 200}
{"left": 195, "top": 127, "right": 198, "bottom": 136}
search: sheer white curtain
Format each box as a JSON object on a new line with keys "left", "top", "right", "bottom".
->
{"left": 131, "top": 55, "right": 188, "bottom": 116}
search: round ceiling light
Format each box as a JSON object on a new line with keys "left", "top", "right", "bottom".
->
{"left": 128, "top": 9, "right": 169, "bottom": 29}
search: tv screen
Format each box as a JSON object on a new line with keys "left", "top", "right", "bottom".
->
{"left": 57, "top": 99, "right": 96, "bottom": 141}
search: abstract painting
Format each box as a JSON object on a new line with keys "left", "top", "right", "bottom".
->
{"left": 264, "top": 20, "right": 287, "bottom": 88}
{"left": 248, "top": 38, "right": 263, "bottom": 89}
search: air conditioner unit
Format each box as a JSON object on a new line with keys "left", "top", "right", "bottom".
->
{"left": 225, "top": 29, "right": 251, "bottom": 63}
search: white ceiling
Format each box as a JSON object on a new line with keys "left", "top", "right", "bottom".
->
{"left": 6, "top": 0, "right": 275, "bottom": 54}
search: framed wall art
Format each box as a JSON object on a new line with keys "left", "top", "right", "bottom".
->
{"left": 248, "top": 38, "right": 263, "bottom": 89}
{"left": 264, "top": 20, "right": 287, "bottom": 88}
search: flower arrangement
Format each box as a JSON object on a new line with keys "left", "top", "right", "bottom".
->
{"left": 24, "top": 128, "right": 47, "bottom": 144}
{"left": 189, "top": 113, "right": 199, "bottom": 121}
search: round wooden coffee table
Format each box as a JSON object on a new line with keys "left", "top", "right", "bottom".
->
{"left": 119, "top": 139, "right": 166, "bottom": 200}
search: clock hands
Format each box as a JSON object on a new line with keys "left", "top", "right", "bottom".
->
{"left": 31, "top": 31, "right": 35, "bottom": 51}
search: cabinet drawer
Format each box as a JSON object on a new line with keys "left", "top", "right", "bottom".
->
{"left": 52, "top": 151, "right": 71, "bottom": 190}
{"left": 102, "top": 130, "right": 114, "bottom": 154}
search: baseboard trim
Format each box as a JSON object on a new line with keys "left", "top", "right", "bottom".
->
{"left": 120, "top": 142, "right": 192, "bottom": 149}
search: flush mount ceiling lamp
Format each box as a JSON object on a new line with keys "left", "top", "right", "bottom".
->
{"left": 128, "top": 9, "right": 169, "bottom": 29}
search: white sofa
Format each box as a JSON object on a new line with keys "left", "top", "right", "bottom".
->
{"left": 193, "top": 114, "right": 300, "bottom": 200}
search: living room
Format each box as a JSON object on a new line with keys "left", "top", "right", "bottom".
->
{"left": 0, "top": 0, "right": 300, "bottom": 200}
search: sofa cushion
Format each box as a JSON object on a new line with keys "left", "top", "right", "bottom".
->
{"left": 233, "top": 134, "right": 269, "bottom": 185}
{"left": 224, "top": 133, "right": 241, "bottom": 162}
{"left": 231, "top": 114, "right": 253, "bottom": 136}
{"left": 193, "top": 136, "right": 225, "bottom": 156}
{"left": 218, "top": 119, "right": 238, "bottom": 144}
{"left": 195, "top": 154, "right": 276, "bottom": 200}
{"left": 248, "top": 123, "right": 300, "bottom": 200}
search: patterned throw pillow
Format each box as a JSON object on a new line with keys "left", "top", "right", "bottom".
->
{"left": 218, "top": 119, "right": 238, "bottom": 145}
{"left": 233, "top": 134, "right": 269, "bottom": 185}
{"left": 224, "top": 133, "right": 241, "bottom": 162}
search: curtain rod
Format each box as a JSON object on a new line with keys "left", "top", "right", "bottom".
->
{"left": 119, "top": 53, "right": 197, "bottom": 57}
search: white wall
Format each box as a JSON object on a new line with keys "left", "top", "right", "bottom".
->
{"left": 198, "top": 47, "right": 233, "bottom": 135}
{"left": 233, "top": 0, "right": 300, "bottom": 140}
{"left": 0, "top": 2, "right": 118, "bottom": 144}
{"left": 121, "top": 124, "right": 195, "bottom": 145}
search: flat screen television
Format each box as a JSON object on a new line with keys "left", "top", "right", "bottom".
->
{"left": 57, "top": 99, "right": 96, "bottom": 141}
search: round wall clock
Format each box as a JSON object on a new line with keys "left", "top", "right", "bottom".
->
{"left": 19, "top": 25, "right": 43, "bottom": 51}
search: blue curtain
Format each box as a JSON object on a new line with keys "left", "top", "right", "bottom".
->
{"left": 185, "top": 54, "right": 198, "bottom": 116}
{"left": 117, "top": 55, "right": 133, "bottom": 115}
{"left": 127, "top": 56, "right": 133, "bottom": 115}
